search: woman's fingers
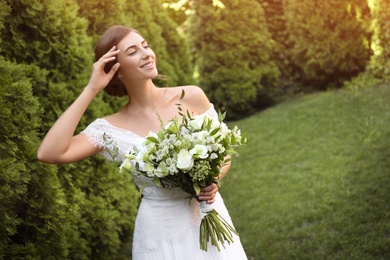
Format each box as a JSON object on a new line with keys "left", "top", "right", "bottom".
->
{"left": 100, "top": 46, "right": 119, "bottom": 62}
{"left": 108, "top": 61, "right": 120, "bottom": 76}
{"left": 198, "top": 183, "right": 218, "bottom": 204}
{"left": 87, "top": 46, "right": 120, "bottom": 92}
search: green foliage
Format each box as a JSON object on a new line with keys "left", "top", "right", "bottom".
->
{"left": 371, "top": 0, "right": 390, "bottom": 83}
{"left": 0, "top": 0, "right": 140, "bottom": 258}
{"left": 76, "top": 0, "right": 131, "bottom": 46}
{"left": 190, "top": 0, "right": 280, "bottom": 119}
{"left": 258, "top": 0, "right": 374, "bottom": 91}
{"left": 269, "top": 0, "right": 373, "bottom": 91}
{"left": 0, "top": 0, "right": 10, "bottom": 51}
{"left": 344, "top": 0, "right": 390, "bottom": 89}
{"left": 161, "top": 0, "right": 190, "bottom": 27}
{"left": 0, "top": 57, "right": 73, "bottom": 259}
{"left": 1, "top": 0, "right": 91, "bottom": 83}
{"left": 148, "top": 0, "right": 194, "bottom": 86}
{"left": 377, "top": 0, "right": 390, "bottom": 61}
{"left": 222, "top": 84, "right": 390, "bottom": 259}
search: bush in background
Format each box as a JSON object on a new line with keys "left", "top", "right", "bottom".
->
{"left": 189, "top": 0, "right": 280, "bottom": 119}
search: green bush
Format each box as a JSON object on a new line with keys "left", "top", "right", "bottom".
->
{"left": 189, "top": 0, "right": 280, "bottom": 119}
{"left": 344, "top": 0, "right": 390, "bottom": 89}
{"left": 0, "top": 0, "right": 140, "bottom": 258}
{"left": 0, "top": 57, "right": 73, "bottom": 259}
{"left": 260, "top": 0, "right": 372, "bottom": 91}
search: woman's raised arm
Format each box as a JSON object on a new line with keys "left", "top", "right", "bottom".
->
{"left": 37, "top": 47, "right": 120, "bottom": 164}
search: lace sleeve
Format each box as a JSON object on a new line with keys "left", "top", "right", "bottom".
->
{"left": 81, "top": 119, "right": 121, "bottom": 163}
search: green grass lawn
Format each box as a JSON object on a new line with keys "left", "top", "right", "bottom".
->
{"left": 221, "top": 85, "right": 390, "bottom": 259}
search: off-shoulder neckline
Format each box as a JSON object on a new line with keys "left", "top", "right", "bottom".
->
{"left": 98, "top": 104, "right": 215, "bottom": 140}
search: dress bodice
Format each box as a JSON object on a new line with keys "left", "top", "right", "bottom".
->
{"left": 81, "top": 104, "right": 218, "bottom": 198}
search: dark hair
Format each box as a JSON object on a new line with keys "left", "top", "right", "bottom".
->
{"left": 95, "top": 25, "right": 142, "bottom": 97}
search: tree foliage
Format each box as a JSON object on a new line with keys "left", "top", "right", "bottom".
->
{"left": 0, "top": 57, "right": 74, "bottom": 259}
{"left": 375, "top": 0, "right": 390, "bottom": 81}
{"left": 344, "top": 0, "right": 390, "bottom": 89}
{"left": 161, "top": 0, "right": 190, "bottom": 27}
{"left": 189, "top": 0, "right": 279, "bottom": 119}
{"left": 259, "top": 0, "right": 373, "bottom": 91}
{"left": 76, "top": 0, "right": 127, "bottom": 43}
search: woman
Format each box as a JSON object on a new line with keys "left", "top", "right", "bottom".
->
{"left": 38, "top": 25, "right": 247, "bottom": 259}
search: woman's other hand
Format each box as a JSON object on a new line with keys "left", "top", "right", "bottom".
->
{"left": 198, "top": 183, "right": 219, "bottom": 204}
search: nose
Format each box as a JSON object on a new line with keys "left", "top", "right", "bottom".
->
{"left": 141, "top": 48, "right": 153, "bottom": 59}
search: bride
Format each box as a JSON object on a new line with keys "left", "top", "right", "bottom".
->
{"left": 38, "top": 25, "right": 247, "bottom": 260}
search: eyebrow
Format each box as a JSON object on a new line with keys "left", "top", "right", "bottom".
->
{"left": 125, "top": 40, "right": 147, "bottom": 53}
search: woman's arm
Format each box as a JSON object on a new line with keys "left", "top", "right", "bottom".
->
{"left": 37, "top": 47, "right": 120, "bottom": 164}
{"left": 37, "top": 88, "right": 101, "bottom": 164}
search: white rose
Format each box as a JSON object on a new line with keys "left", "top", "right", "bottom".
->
{"left": 176, "top": 149, "right": 194, "bottom": 172}
{"left": 188, "top": 115, "right": 205, "bottom": 131}
{"left": 190, "top": 144, "right": 209, "bottom": 159}
{"left": 136, "top": 143, "right": 155, "bottom": 161}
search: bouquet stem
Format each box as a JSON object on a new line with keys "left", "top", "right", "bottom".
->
{"left": 199, "top": 201, "right": 239, "bottom": 252}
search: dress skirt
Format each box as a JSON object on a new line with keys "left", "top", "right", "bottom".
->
{"left": 131, "top": 187, "right": 247, "bottom": 260}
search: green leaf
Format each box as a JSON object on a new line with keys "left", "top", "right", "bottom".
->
{"left": 210, "top": 128, "right": 220, "bottom": 136}
{"left": 241, "top": 133, "right": 247, "bottom": 144}
{"left": 146, "top": 136, "right": 159, "bottom": 143}
{"left": 153, "top": 177, "right": 163, "bottom": 188}
{"left": 180, "top": 89, "right": 186, "bottom": 100}
{"left": 193, "top": 182, "right": 201, "bottom": 195}
{"left": 231, "top": 135, "right": 236, "bottom": 145}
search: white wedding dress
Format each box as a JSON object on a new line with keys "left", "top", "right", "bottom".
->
{"left": 82, "top": 105, "right": 248, "bottom": 260}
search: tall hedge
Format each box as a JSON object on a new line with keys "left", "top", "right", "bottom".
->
{"left": 275, "top": 0, "right": 372, "bottom": 90}
{"left": 189, "top": 0, "right": 279, "bottom": 119}
{"left": 76, "top": 0, "right": 128, "bottom": 43}
{"left": 0, "top": 58, "right": 74, "bottom": 259}
{"left": 345, "top": 0, "right": 390, "bottom": 88}
{"left": 1, "top": 0, "right": 140, "bottom": 258}
{"left": 376, "top": 0, "right": 390, "bottom": 82}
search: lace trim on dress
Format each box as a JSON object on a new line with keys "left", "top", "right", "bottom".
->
{"left": 81, "top": 104, "right": 217, "bottom": 163}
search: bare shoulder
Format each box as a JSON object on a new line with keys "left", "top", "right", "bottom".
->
{"left": 169, "top": 85, "right": 211, "bottom": 114}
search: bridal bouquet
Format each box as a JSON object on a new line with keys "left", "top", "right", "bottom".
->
{"left": 120, "top": 97, "right": 248, "bottom": 252}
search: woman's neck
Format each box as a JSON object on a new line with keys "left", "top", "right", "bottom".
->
{"left": 123, "top": 80, "right": 166, "bottom": 114}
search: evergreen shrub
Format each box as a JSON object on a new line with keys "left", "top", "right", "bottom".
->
{"left": 0, "top": 57, "right": 73, "bottom": 259}
{"left": 190, "top": 0, "right": 280, "bottom": 119}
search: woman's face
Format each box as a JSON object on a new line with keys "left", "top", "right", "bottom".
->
{"left": 116, "top": 32, "right": 158, "bottom": 82}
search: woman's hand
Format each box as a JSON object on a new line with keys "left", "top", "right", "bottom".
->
{"left": 198, "top": 183, "right": 219, "bottom": 204}
{"left": 86, "top": 46, "right": 120, "bottom": 94}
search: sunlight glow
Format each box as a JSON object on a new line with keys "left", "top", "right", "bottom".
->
{"left": 213, "top": 0, "right": 225, "bottom": 9}
{"left": 367, "top": 0, "right": 382, "bottom": 56}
